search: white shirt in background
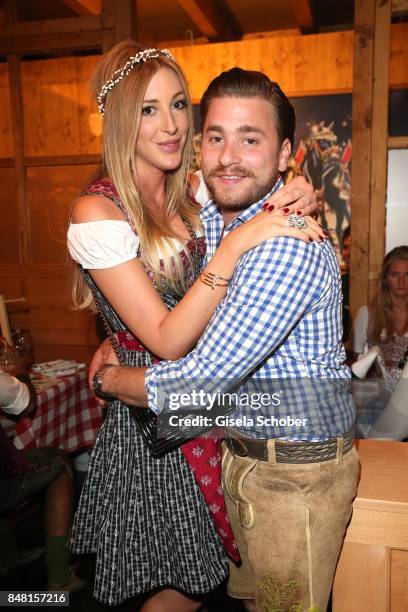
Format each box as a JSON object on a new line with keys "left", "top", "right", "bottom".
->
{"left": 0, "top": 371, "right": 30, "bottom": 415}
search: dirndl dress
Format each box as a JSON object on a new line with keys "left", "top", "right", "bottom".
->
{"left": 69, "top": 180, "right": 229, "bottom": 605}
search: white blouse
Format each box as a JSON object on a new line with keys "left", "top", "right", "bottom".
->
{"left": 67, "top": 220, "right": 140, "bottom": 269}
{"left": 68, "top": 172, "right": 208, "bottom": 270}
{"left": 194, "top": 170, "right": 210, "bottom": 206}
{"left": 0, "top": 372, "right": 30, "bottom": 415}
{"left": 68, "top": 221, "right": 204, "bottom": 270}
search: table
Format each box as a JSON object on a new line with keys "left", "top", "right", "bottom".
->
{"left": 332, "top": 439, "right": 408, "bottom": 611}
{"left": 1, "top": 368, "right": 103, "bottom": 453}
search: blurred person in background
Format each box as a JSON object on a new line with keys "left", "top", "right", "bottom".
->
{"left": 351, "top": 245, "right": 408, "bottom": 392}
{"left": 0, "top": 369, "right": 81, "bottom": 591}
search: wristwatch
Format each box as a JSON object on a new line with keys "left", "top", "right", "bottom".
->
{"left": 91, "top": 363, "right": 116, "bottom": 401}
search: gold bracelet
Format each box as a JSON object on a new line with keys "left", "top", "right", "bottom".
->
{"left": 200, "top": 271, "right": 231, "bottom": 290}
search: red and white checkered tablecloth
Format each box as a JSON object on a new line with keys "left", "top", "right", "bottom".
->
{"left": 1, "top": 368, "right": 103, "bottom": 453}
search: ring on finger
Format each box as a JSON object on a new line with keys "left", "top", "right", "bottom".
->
{"left": 287, "top": 213, "right": 308, "bottom": 230}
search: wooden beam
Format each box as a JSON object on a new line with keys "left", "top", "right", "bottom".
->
{"left": 23, "top": 155, "right": 101, "bottom": 167}
{"left": 0, "top": 30, "right": 102, "bottom": 54}
{"left": 290, "top": 0, "right": 314, "bottom": 31}
{"left": 369, "top": 0, "right": 391, "bottom": 300}
{"left": 388, "top": 135, "right": 408, "bottom": 149}
{"left": 176, "top": 0, "right": 240, "bottom": 41}
{"left": 113, "top": 0, "right": 137, "bottom": 42}
{"left": 0, "top": 158, "right": 14, "bottom": 167}
{"left": 242, "top": 29, "right": 301, "bottom": 39}
{"left": 350, "top": 0, "right": 375, "bottom": 322}
{"left": 101, "top": 0, "right": 114, "bottom": 52}
{"left": 7, "top": 54, "right": 29, "bottom": 264}
{"left": 0, "top": 15, "right": 102, "bottom": 37}
{"left": 4, "top": 0, "right": 18, "bottom": 23}
{"left": 349, "top": 0, "right": 391, "bottom": 321}
{"left": 392, "top": 0, "right": 408, "bottom": 14}
{"left": 60, "top": 0, "right": 101, "bottom": 15}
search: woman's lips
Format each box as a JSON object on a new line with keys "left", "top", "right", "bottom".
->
{"left": 157, "top": 140, "right": 181, "bottom": 152}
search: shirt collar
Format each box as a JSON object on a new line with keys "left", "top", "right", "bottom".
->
{"left": 200, "top": 176, "right": 284, "bottom": 228}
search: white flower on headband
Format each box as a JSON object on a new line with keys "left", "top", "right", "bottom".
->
{"left": 97, "top": 48, "right": 175, "bottom": 116}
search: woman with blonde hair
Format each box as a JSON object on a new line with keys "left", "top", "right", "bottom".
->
{"left": 68, "top": 40, "right": 322, "bottom": 610}
{"left": 352, "top": 246, "right": 408, "bottom": 389}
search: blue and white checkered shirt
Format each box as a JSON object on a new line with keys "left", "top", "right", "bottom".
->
{"left": 145, "top": 178, "right": 355, "bottom": 440}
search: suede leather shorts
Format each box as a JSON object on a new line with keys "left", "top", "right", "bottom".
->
{"left": 222, "top": 440, "right": 360, "bottom": 611}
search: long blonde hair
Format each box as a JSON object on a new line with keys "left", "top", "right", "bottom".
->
{"left": 72, "top": 40, "right": 200, "bottom": 309}
{"left": 368, "top": 245, "right": 408, "bottom": 343}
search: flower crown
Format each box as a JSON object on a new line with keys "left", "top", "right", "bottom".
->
{"left": 97, "top": 48, "right": 175, "bottom": 116}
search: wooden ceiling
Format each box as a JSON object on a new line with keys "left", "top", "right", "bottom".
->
{"left": 0, "top": 0, "right": 406, "bottom": 56}
{"left": 0, "top": 0, "right": 357, "bottom": 48}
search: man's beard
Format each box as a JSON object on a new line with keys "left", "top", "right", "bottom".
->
{"left": 204, "top": 165, "right": 279, "bottom": 212}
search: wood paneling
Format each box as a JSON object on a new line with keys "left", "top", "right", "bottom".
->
{"left": 333, "top": 543, "right": 390, "bottom": 612}
{"left": 171, "top": 23, "right": 408, "bottom": 102}
{"left": 61, "top": 0, "right": 101, "bottom": 16}
{"left": 349, "top": 0, "right": 393, "bottom": 322}
{"left": 224, "top": 0, "right": 296, "bottom": 32}
{"left": 0, "top": 15, "right": 102, "bottom": 37}
{"left": 0, "top": 65, "right": 13, "bottom": 158}
{"left": 27, "top": 164, "right": 97, "bottom": 264}
{"left": 290, "top": 0, "right": 313, "bottom": 30}
{"left": 8, "top": 54, "right": 28, "bottom": 264}
{"left": 172, "top": 30, "right": 354, "bottom": 100}
{"left": 369, "top": 0, "right": 391, "bottom": 301}
{"left": 391, "top": 549, "right": 408, "bottom": 610}
{"left": 333, "top": 440, "right": 408, "bottom": 611}
{"left": 176, "top": 0, "right": 241, "bottom": 40}
{"left": 390, "top": 22, "right": 408, "bottom": 88}
{"left": 22, "top": 56, "right": 101, "bottom": 157}
{"left": 9, "top": 25, "right": 408, "bottom": 160}
{"left": 0, "top": 263, "right": 99, "bottom": 363}
{"left": 0, "top": 168, "right": 19, "bottom": 263}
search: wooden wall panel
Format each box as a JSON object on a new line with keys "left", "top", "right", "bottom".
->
{"left": 389, "top": 22, "right": 408, "bottom": 88}
{"left": 0, "top": 64, "right": 13, "bottom": 157}
{"left": 8, "top": 24, "right": 408, "bottom": 160}
{"left": 22, "top": 56, "right": 101, "bottom": 157}
{"left": 0, "top": 168, "right": 19, "bottom": 263}
{"left": 12, "top": 23, "right": 408, "bottom": 162}
{"left": 172, "top": 23, "right": 408, "bottom": 102}
{"left": 27, "top": 164, "right": 97, "bottom": 263}
{"left": 0, "top": 263, "right": 99, "bottom": 363}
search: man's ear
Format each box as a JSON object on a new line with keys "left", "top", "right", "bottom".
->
{"left": 278, "top": 138, "right": 292, "bottom": 173}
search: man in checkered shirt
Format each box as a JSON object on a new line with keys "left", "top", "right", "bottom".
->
{"left": 96, "top": 68, "right": 359, "bottom": 612}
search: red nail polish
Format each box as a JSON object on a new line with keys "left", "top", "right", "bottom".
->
{"left": 296, "top": 210, "right": 302, "bottom": 215}
{"left": 282, "top": 207, "right": 289, "bottom": 213}
{"left": 323, "top": 230, "right": 329, "bottom": 236}
{"left": 268, "top": 204, "right": 275, "bottom": 211}
{"left": 309, "top": 237, "right": 313, "bottom": 242}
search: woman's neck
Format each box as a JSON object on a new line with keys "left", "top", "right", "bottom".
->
{"left": 391, "top": 295, "right": 408, "bottom": 312}
{"left": 137, "top": 169, "right": 167, "bottom": 213}
{"left": 391, "top": 295, "right": 408, "bottom": 335}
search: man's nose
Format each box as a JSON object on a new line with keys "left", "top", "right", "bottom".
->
{"left": 218, "top": 141, "right": 240, "bottom": 167}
